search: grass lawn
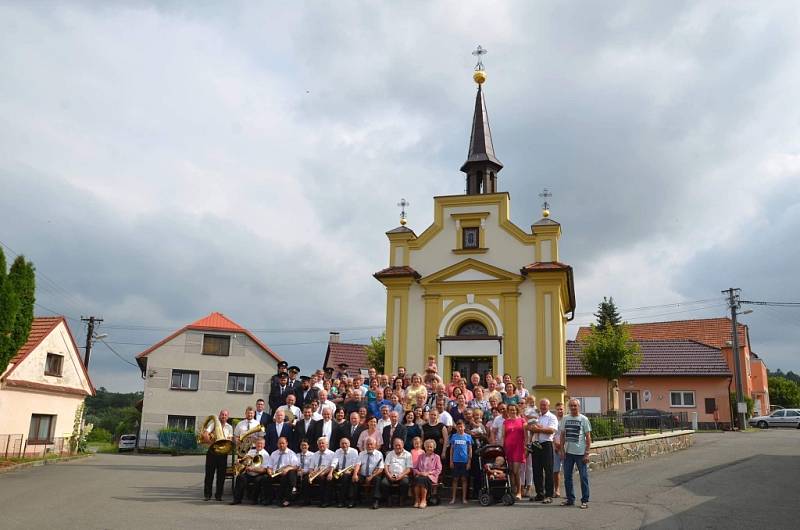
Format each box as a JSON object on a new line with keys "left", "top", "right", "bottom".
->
{"left": 87, "top": 442, "right": 118, "bottom": 454}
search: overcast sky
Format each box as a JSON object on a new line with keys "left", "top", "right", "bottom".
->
{"left": 2, "top": 1, "right": 799, "bottom": 392}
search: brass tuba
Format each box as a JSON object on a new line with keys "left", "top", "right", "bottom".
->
{"left": 199, "top": 415, "right": 234, "bottom": 455}
{"left": 236, "top": 424, "right": 265, "bottom": 458}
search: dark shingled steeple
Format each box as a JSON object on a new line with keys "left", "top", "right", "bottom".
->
{"left": 460, "top": 84, "right": 503, "bottom": 194}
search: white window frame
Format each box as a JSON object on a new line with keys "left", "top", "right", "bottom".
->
{"left": 170, "top": 370, "right": 199, "bottom": 391}
{"left": 670, "top": 390, "right": 696, "bottom": 408}
{"left": 167, "top": 415, "right": 197, "bottom": 430}
{"left": 624, "top": 390, "right": 639, "bottom": 411}
{"left": 227, "top": 373, "right": 255, "bottom": 394}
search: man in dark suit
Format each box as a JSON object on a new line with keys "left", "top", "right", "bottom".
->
{"left": 294, "top": 376, "right": 318, "bottom": 406}
{"left": 287, "top": 366, "right": 301, "bottom": 390}
{"left": 335, "top": 411, "right": 365, "bottom": 450}
{"left": 293, "top": 404, "right": 317, "bottom": 452}
{"left": 269, "top": 372, "right": 291, "bottom": 414}
{"left": 381, "top": 411, "right": 407, "bottom": 453}
{"left": 264, "top": 409, "right": 294, "bottom": 453}
{"left": 254, "top": 398, "right": 271, "bottom": 428}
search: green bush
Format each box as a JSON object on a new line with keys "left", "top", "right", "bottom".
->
{"left": 86, "top": 427, "right": 113, "bottom": 443}
{"left": 590, "top": 416, "right": 625, "bottom": 440}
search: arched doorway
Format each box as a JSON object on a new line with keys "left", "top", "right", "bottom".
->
{"left": 447, "top": 320, "right": 495, "bottom": 380}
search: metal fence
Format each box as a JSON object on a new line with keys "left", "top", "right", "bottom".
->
{"left": 137, "top": 430, "right": 205, "bottom": 454}
{"left": 0, "top": 435, "right": 75, "bottom": 459}
{"left": 587, "top": 412, "right": 691, "bottom": 441}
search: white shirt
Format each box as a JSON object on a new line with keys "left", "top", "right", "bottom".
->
{"left": 333, "top": 447, "right": 359, "bottom": 470}
{"left": 297, "top": 451, "right": 314, "bottom": 473}
{"left": 233, "top": 418, "right": 260, "bottom": 438}
{"left": 279, "top": 404, "right": 301, "bottom": 422}
{"left": 254, "top": 410, "right": 267, "bottom": 423}
{"left": 320, "top": 420, "right": 333, "bottom": 443}
{"left": 244, "top": 448, "right": 269, "bottom": 476}
{"left": 439, "top": 410, "right": 454, "bottom": 427}
{"left": 268, "top": 448, "right": 299, "bottom": 470}
{"left": 205, "top": 422, "right": 233, "bottom": 439}
{"left": 311, "top": 448, "right": 336, "bottom": 470}
{"left": 311, "top": 411, "right": 323, "bottom": 421}
{"left": 319, "top": 400, "right": 337, "bottom": 414}
{"left": 492, "top": 415, "right": 505, "bottom": 444}
{"left": 384, "top": 449, "right": 412, "bottom": 477}
{"left": 274, "top": 422, "right": 285, "bottom": 438}
{"left": 535, "top": 411, "right": 559, "bottom": 443}
{"left": 314, "top": 381, "right": 325, "bottom": 390}
{"left": 356, "top": 450, "right": 385, "bottom": 477}
{"left": 377, "top": 418, "right": 392, "bottom": 434}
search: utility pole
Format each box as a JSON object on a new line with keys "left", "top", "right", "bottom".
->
{"left": 722, "top": 288, "right": 747, "bottom": 430}
{"left": 81, "top": 316, "right": 103, "bottom": 369}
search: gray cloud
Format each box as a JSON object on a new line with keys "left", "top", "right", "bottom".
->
{"left": 2, "top": 1, "right": 800, "bottom": 391}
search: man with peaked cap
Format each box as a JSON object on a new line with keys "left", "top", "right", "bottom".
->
{"left": 287, "top": 366, "right": 301, "bottom": 389}
{"left": 295, "top": 375, "right": 318, "bottom": 405}
{"left": 335, "top": 362, "right": 349, "bottom": 380}
{"left": 269, "top": 372, "right": 292, "bottom": 414}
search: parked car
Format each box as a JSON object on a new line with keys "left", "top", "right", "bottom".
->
{"left": 748, "top": 409, "right": 800, "bottom": 429}
{"left": 621, "top": 408, "right": 679, "bottom": 430}
{"left": 118, "top": 434, "right": 137, "bottom": 452}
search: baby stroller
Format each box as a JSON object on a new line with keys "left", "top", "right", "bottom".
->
{"left": 477, "top": 444, "right": 515, "bottom": 506}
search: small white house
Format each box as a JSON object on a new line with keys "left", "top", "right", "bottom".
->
{"left": 135, "top": 312, "right": 281, "bottom": 447}
{"left": 0, "top": 316, "right": 95, "bottom": 455}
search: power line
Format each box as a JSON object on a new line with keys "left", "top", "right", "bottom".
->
{"left": 740, "top": 300, "right": 800, "bottom": 307}
{"left": 101, "top": 323, "right": 386, "bottom": 333}
{"left": 570, "top": 303, "right": 729, "bottom": 327}
{"left": 572, "top": 297, "right": 725, "bottom": 317}
{"left": 97, "top": 335, "right": 376, "bottom": 348}
{"left": 97, "top": 338, "right": 139, "bottom": 368}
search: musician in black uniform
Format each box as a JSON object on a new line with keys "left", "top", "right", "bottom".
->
{"left": 269, "top": 372, "right": 291, "bottom": 414}
{"left": 295, "top": 375, "right": 318, "bottom": 406}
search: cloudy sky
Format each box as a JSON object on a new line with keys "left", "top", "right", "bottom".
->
{"left": 2, "top": 1, "right": 799, "bottom": 392}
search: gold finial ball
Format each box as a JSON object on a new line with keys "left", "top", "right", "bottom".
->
{"left": 542, "top": 208, "right": 550, "bottom": 218}
{"left": 473, "top": 69, "right": 487, "bottom": 84}
{"left": 400, "top": 217, "right": 407, "bottom": 226}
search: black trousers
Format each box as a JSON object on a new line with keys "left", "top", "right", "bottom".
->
{"left": 333, "top": 472, "right": 354, "bottom": 504}
{"left": 266, "top": 470, "right": 298, "bottom": 503}
{"left": 378, "top": 476, "right": 409, "bottom": 501}
{"left": 204, "top": 451, "right": 228, "bottom": 499}
{"left": 532, "top": 441, "right": 554, "bottom": 497}
{"left": 354, "top": 475, "right": 381, "bottom": 503}
{"left": 300, "top": 474, "right": 332, "bottom": 504}
{"left": 233, "top": 473, "right": 266, "bottom": 502}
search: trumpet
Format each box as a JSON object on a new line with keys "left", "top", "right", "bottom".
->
{"left": 333, "top": 464, "right": 354, "bottom": 479}
{"left": 308, "top": 466, "right": 330, "bottom": 484}
{"left": 269, "top": 465, "right": 289, "bottom": 478}
{"left": 198, "top": 415, "right": 233, "bottom": 456}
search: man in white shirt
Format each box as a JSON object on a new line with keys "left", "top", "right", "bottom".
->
{"left": 233, "top": 407, "right": 260, "bottom": 449}
{"left": 305, "top": 436, "right": 336, "bottom": 506}
{"left": 266, "top": 436, "right": 299, "bottom": 507}
{"left": 202, "top": 409, "right": 233, "bottom": 501}
{"left": 377, "top": 406, "right": 392, "bottom": 434}
{"left": 231, "top": 437, "right": 269, "bottom": 505}
{"left": 329, "top": 437, "right": 359, "bottom": 508}
{"left": 317, "top": 390, "right": 337, "bottom": 415}
{"left": 295, "top": 439, "right": 314, "bottom": 505}
{"left": 491, "top": 404, "right": 507, "bottom": 445}
{"left": 352, "top": 437, "right": 384, "bottom": 509}
{"left": 436, "top": 398, "right": 454, "bottom": 429}
{"left": 377, "top": 438, "right": 412, "bottom": 507}
{"left": 527, "top": 398, "right": 559, "bottom": 503}
{"left": 278, "top": 394, "right": 301, "bottom": 424}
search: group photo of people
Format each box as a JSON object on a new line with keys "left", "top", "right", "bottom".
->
{"left": 200, "top": 357, "right": 592, "bottom": 510}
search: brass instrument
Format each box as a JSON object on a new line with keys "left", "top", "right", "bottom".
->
{"left": 236, "top": 423, "right": 265, "bottom": 458}
{"left": 233, "top": 454, "right": 264, "bottom": 477}
{"left": 269, "top": 465, "right": 289, "bottom": 478}
{"left": 308, "top": 466, "right": 330, "bottom": 484}
{"left": 333, "top": 464, "right": 354, "bottom": 479}
{"left": 199, "top": 415, "right": 234, "bottom": 455}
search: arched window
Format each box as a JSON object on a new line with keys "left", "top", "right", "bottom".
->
{"left": 457, "top": 320, "right": 489, "bottom": 336}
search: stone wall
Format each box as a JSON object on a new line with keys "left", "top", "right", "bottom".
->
{"left": 588, "top": 430, "right": 694, "bottom": 471}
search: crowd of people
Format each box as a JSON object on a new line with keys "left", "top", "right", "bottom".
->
{"left": 201, "top": 357, "right": 592, "bottom": 510}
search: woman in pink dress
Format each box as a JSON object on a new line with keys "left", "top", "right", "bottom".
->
{"left": 503, "top": 403, "right": 526, "bottom": 499}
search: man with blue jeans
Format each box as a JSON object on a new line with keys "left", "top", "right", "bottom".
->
{"left": 559, "top": 398, "right": 592, "bottom": 509}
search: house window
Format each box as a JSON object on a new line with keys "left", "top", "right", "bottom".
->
{"left": 670, "top": 391, "right": 695, "bottom": 407}
{"left": 28, "top": 414, "right": 56, "bottom": 444}
{"left": 624, "top": 391, "right": 639, "bottom": 411}
{"left": 170, "top": 370, "right": 199, "bottom": 391}
{"left": 167, "top": 415, "right": 196, "bottom": 430}
{"left": 202, "top": 334, "right": 231, "bottom": 356}
{"left": 704, "top": 398, "right": 717, "bottom": 414}
{"left": 463, "top": 227, "right": 480, "bottom": 249}
{"left": 45, "top": 353, "right": 63, "bottom": 376}
{"left": 227, "top": 373, "right": 255, "bottom": 394}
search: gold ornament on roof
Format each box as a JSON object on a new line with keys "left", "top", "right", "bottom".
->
{"left": 472, "top": 45, "right": 488, "bottom": 85}
{"left": 398, "top": 198, "right": 409, "bottom": 226}
{"left": 539, "top": 188, "right": 553, "bottom": 218}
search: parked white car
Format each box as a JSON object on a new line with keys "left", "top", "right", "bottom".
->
{"left": 748, "top": 409, "right": 800, "bottom": 429}
{"left": 118, "top": 434, "right": 137, "bottom": 452}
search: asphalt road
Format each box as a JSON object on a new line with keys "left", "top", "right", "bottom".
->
{"left": 0, "top": 430, "right": 797, "bottom": 529}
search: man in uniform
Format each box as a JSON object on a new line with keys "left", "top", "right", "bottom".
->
{"left": 230, "top": 437, "right": 269, "bottom": 505}
{"left": 269, "top": 372, "right": 292, "bottom": 414}
{"left": 266, "top": 436, "right": 299, "bottom": 507}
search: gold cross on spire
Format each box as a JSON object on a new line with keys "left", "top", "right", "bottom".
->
{"left": 539, "top": 188, "right": 552, "bottom": 218}
{"left": 397, "top": 198, "right": 409, "bottom": 226}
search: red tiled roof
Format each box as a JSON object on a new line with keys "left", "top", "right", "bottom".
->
{"left": 323, "top": 342, "right": 369, "bottom": 373}
{"left": 576, "top": 317, "right": 748, "bottom": 351}
{"left": 135, "top": 312, "right": 282, "bottom": 365}
{"left": 373, "top": 266, "right": 421, "bottom": 280}
{"left": 520, "top": 261, "right": 571, "bottom": 272}
{"left": 2, "top": 316, "right": 95, "bottom": 396}
{"left": 566, "top": 339, "right": 731, "bottom": 377}
{"left": 10, "top": 316, "right": 62, "bottom": 364}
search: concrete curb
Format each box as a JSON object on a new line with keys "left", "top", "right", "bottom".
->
{"left": 0, "top": 454, "right": 91, "bottom": 475}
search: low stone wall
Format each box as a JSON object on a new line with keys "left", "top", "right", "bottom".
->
{"left": 588, "top": 430, "right": 694, "bottom": 471}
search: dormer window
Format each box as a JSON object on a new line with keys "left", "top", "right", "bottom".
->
{"left": 202, "top": 334, "right": 231, "bottom": 356}
{"left": 45, "top": 353, "right": 63, "bottom": 377}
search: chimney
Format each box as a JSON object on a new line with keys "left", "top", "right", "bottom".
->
{"left": 329, "top": 331, "right": 340, "bottom": 343}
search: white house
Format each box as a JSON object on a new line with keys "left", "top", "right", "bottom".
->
{"left": 0, "top": 316, "right": 95, "bottom": 455}
{"left": 135, "top": 312, "right": 281, "bottom": 447}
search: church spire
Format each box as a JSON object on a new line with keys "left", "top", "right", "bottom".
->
{"left": 461, "top": 45, "right": 503, "bottom": 195}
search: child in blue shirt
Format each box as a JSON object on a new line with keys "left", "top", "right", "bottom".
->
{"left": 448, "top": 420, "right": 474, "bottom": 504}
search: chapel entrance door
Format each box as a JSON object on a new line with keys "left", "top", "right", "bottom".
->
{"left": 451, "top": 357, "right": 493, "bottom": 379}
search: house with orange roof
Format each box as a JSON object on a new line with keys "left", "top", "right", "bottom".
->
{"left": 322, "top": 332, "right": 369, "bottom": 375}
{"left": 570, "top": 317, "right": 771, "bottom": 421}
{"left": 135, "top": 312, "right": 281, "bottom": 446}
{"left": 0, "top": 316, "right": 95, "bottom": 454}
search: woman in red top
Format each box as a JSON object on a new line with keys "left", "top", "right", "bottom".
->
{"left": 503, "top": 403, "right": 526, "bottom": 499}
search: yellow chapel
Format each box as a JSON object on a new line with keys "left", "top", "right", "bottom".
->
{"left": 374, "top": 58, "right": 576, "bottom": 404}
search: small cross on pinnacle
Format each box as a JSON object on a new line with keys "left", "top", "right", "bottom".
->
{"left": 539, "top": 188, "right": 552, "bottom": 217}
{"left": 398, "top": 198, "right": 410, "bottom": 226}
{"left": 472, "top": 45, "right": 487, "bottom": 71}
